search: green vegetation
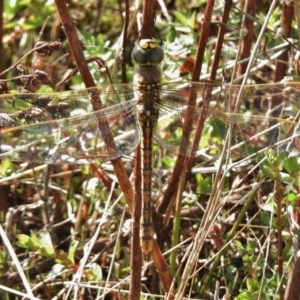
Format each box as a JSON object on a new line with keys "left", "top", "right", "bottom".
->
{"left": 0, "top": 1, "right": 300, "bottom": 299}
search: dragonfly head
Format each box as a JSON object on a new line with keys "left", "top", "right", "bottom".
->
{"left": 132, "top": 39, "right": 164, "bottom": 66}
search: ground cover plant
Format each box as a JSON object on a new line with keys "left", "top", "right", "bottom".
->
{"left": 0, "top": 0, "right": 300, "bottom": 299}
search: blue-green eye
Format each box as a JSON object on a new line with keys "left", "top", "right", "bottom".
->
{"left": 132, "top": 39, "right": 164, "bottom": 66}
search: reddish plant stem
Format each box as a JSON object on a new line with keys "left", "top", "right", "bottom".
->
{"left": 273, "top": 5, "right": 294, "bottom": 297}
{"left": 284, "top": 254, "right": 300, "bottom": 300}
{"left": 237, "top": 0, "right": 256, "bottom": 77}
{"left": 0, "top": 0, "right": 3, "bottom": 73}
{"left": 55, "top": 0, "right": 134, "bottom": 209}
{"left": 152, "top": 241, "right": 173, "bottom": 300}
{"left": 210, "top": 0, "right": 232, "bottom": 80}
{"left": 187, "top": 0, "right": 232, "bottom": 172}
{"left": 129, "top": 146, "right": 142, "bottom": 300}
{"left": 275, "top": 182, "right": 284, "bottom": 300}
{"left": 157, "top": 0, "right": 215, "bottom": 214}
{"left": 274, "top": 1, "right": 294, "bottom": 82}
{"left": 55, "top": 1, "right": 95, "bottom": 88}
{"left": 140, "top": 0, "right": 155, "bottom": 39}
{"left": 284, "top": 185, "right": 300, "bottom": 299}
{"left": 121, "top": 0, "right": 130, "bottom": 83}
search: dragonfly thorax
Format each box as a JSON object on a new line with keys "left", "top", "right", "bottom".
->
{"left": 133, "top": 65, "right": 162, "bottom": 84}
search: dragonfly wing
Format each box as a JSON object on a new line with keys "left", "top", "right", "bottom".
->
{"left": 155, "top": 82, "right": 300, "bottom": 159}
{"left": 154, "top": 95, "right": 199, "bottom": 157}
{"left": 155, "top": 86, "right": 221, "bottom": 157}
{"left": 0, "top": 91, "right": 139, "bottom": 164}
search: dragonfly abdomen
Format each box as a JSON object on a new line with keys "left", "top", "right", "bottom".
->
{"left": 138, "top": 102, "right": 159, "bottom": 261}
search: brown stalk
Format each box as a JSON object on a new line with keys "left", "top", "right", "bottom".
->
{"left": 236, "top": 0, "right": 256, "bottom": 77}
{"left": 152, "top": 241, "right": 173, "bottom": 294}
{"left": 284, "top": 183, "right": 300, "bottom": 300}
{"left": 0, "top": 0, "right": 3, "bottom": 73}
{"left": 54, "top": 0, "right": 134, "bottom": 210}
{"left": 284, "top": 254, "right": 300, "bottom": 300}
{"left": 121, "top": 0, "right": 130, "bottom": 84}
{"left": 187, "top": 0, "right": 232, "bottom": 172}
{"left": 140, "top": 0, "right": 155, "bottom": 39}
{"left": 272, "top": 6, "right": 293, "bottom": 296}
{"left": 157, "top": 0, "right": 215, "bottom": 214}
{"left": 272, "top": 4, "right": 294, "bottom": 296}
{"left": 273, "top": 1, "right": 294, "bottom": 82}
{"left": 270, "top": 6, "right": 293, "bottom": 294}
{"left": 271, "top": 4, "right": 294, "bottom": 298}
{"left": 210, "top": 0, "right": 232, "bottom": 79}
{"left": 275, "top": 181, "right": 284, "bottom": 300}
{"left": 129, "top": 146, "right": 142, "bottom": 300}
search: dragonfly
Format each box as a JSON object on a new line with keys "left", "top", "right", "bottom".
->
{"left": 1, "top": 40, "right": 300, "bottom": 260}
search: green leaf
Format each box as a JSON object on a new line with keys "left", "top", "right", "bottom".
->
{"left": 30, "top": 231, "right": 42, "bottom": 249}
{"left": 86, "top": 263, "right": 103, "bottom": 281}
{"left": 68, "top": 240, "right": 79, "bottom": 264}
{"left": 17, "top": 234, "right": 31, "bottom": 246}
{"left": 261, "top": 212, "right": 272, "bottom": 226}
{"left": 166, "top": 25, "right": 177, "bottom": 43}
{"left": 39, "top": 231, "right": 53, "bottom": 249}
{"left": 55, "top": 250, "right": 71, "bottom": 266}
{"left": 17, "top": 231, "right": 55, "bottom": 258}
{"left": 277, "top": 151, "right": 289, "bottom": 165}
{"left": 40, "top": 246, "right": 55, "bottom": 258}
{"left": 95, "top": 34, "right": 105, "bottom": 47}
{"left": 173, "top": 11, "right": 189, "bottom": 27}
{"left": 195, "top": 173, "right": 212, "bottom": 193}
{"left": 283, "top": 243, "right": 293, "bottom": 260}
{"left": 261, "top": 201, "right": 277, "bottom": 213}
{"left": 246, "top": 240, "right": 257, "bottom": 254}
{"left": 233, "top": 240, "right": 244, "bottom": 250}
{"left": 4, "top": 1, "right": 28, "bottom": 20}
{"left": 246, "top": 278, "right": 259, "bottom": 292}
{"left": 17, "top": 234, "right": 40, "bottom": 250}
{"left": 0, "top": 159, "right": 14, "bottom": 177}
{"left": 235, "top": 291, "right": 258, "bottom": 300}
{"left": 283, "top": 155, "right": 299, "bottom": 173}
{"left": 258, "top": 156, "right": 280, "bottom": 180}
{"left": 189, "top": 12, "right": 196, "bottom": 29}
{"left": 286, "top": 193, "right": 297, "bottom": 205}
{"left": 37, "top": 86, "right": 54, "bottom": 94}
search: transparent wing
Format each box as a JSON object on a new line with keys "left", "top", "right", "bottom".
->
{"left": 155, "top": 82, "right": 300, "bottom": 158}
{"left": 0, "top": 86, "right": 140, "bottom": 164}
{"left": 2, "top": 82, "right": 300, "bottom": 164}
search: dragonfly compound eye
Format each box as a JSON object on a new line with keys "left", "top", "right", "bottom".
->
{"left": 132, "top": 39, "right": 164, "bottom": 66}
